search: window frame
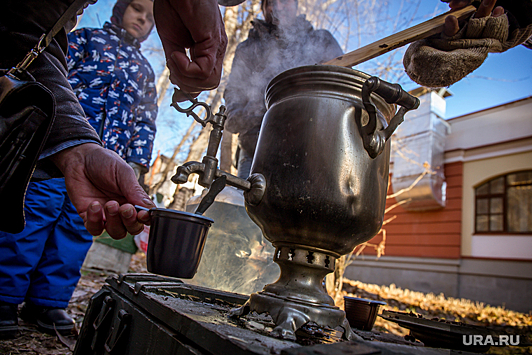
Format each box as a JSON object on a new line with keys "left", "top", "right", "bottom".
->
{"left": 474, "top": 170, "right": 532, "bottom": 235}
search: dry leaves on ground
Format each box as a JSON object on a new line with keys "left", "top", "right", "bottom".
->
{"left": 1, "top": 253, "right": 530, "bottom": 354}
{"left": 342, "top": 279, "right": 532, "bottom": 354}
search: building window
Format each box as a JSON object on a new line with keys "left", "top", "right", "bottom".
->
{"left": 475, "top": 171, "right": 532, "bottom": 234}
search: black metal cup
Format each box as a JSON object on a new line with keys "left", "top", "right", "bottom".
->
{"left": 142, "top": 207, "right": 214, "bottom": 279}
{"left": 344, "top": 296, "right": 387, "bottom": 331}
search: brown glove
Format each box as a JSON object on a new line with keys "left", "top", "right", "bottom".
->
{"left": 404, "top": 13, "right": 531, "bottom": 88}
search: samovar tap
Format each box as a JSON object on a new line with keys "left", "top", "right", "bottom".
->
{"left": 170, "top": 90, "right": 265, "bottom": 207}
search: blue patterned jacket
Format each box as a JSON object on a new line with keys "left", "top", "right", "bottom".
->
{"left": 67, "top": 22, "right": 157, "bottom": 172}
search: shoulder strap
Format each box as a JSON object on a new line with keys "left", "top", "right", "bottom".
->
{"left": 8, "top": 0, "right": 90, "bottom": 76}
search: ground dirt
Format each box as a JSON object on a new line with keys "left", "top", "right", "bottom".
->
{"left": 1, "top": 252, "right": 530, "bottom": 354}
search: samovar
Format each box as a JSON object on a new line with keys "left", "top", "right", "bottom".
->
{"left": 169, "top": 65, "right": 419, "bottom": 340}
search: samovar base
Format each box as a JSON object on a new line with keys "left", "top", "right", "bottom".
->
{"left": 229, "top": 244, "right": 357, "bottom": 341}
{"left": 231, "top": 291, "right": 357, "bottom": 341}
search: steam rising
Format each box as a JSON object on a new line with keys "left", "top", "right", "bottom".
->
{"left": 223, "top": 12, "right": 344, "bottom": 155}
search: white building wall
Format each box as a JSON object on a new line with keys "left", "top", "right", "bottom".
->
{"left": 444, "top": 97, "right": 532, "bottom": 259}
{"left": 347, "top": 97, "right": 532, "bottom": 313}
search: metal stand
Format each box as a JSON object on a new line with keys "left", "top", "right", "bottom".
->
{"left": 229, "top": 244, "right": 357, "bottom": 341}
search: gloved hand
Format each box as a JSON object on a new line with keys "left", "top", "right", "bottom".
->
{"left": 403, "top": 0, "right": 532, "bottom": 88}
{"left": 404, "top": 13, "right": 509, "bottom": 87}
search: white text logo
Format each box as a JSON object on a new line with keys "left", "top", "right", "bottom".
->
{"left": 463, "top": 335, "right": 520, "bottom": 346}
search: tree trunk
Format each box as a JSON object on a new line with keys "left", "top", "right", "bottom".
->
{"left": 167, "top": 186, "right": 195, "bottom": 211}
{"left": 155, "top": 66, "right": 171, "bottom": 107}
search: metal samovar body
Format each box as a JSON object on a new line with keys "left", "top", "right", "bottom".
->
{"left": 248, "top": 66, "right": 396, "bottom": 255}
{"left": 170, "top": 65, "right": 419, "bottom": 341}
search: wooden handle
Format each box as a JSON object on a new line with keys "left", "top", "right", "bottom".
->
{"left": 324, "top": 5, "right": 476, "bottom": 67}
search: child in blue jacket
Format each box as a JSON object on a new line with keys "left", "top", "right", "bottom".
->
{"left": 0, "top": 0, "right": 157, "bottom": 338}
{"left": 67, "top": 0, "right": 157, "bottom": 175}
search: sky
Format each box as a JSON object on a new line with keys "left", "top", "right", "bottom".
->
{"left": 77, "top": 0, "right": 532, "bottom": 161}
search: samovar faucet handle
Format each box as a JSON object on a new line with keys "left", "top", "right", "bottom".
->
{"left": 170, "top": 88, "right": 227, "bottom": 187}
{"left": 360, "top": 77, "right": 420, "bottom": 159}
{"left": 170, "top": 89, "right": 215, "bottom": 127}
{"left": 170, "top": 90, "right": 266, "bottom": 209}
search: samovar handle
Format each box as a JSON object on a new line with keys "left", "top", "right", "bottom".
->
{"left": 359, "top": 77, "right": 420, "bottom": 159}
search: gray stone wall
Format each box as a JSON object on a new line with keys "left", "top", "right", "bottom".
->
{"left": 344, "top": 256, "right": 532, "bottom": 313}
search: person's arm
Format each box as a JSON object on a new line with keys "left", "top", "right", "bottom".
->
{"left": 153, "top": 0, "right": 228, "bottom": 101}
{"left": 403, "top": 0, "right": 532, "bottom": 88}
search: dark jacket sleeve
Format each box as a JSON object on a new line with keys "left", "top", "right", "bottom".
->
{"left": 31, "top": 48, "right": 102, "bottom": 179}
{"left": 36, "top": 47, "right": 102, "bottom": 159}
{"left": 0, "top": 0, "right": 101, "bottom": 179}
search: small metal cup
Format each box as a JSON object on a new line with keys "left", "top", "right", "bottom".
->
{"left": 144, "top": 208, "right": 214, "bottom": 279}
{"left": 344, "top": 296, "right": 387, "bottom": 331}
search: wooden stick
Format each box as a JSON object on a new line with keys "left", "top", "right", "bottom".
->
{"left": 324, "top": 5, "right": 476, "bottom": 67}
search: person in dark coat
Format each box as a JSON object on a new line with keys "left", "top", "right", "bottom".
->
{"left": 223, "top": 0, "right": 343, "bottom": 178}
{"left": 0, "top": 0, "right": 157, "bottom": 337}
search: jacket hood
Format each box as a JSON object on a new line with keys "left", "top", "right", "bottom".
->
{"left": 111, "top": 0, "right": 154, "bottom": 43}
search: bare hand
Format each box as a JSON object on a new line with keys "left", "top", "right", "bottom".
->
{"left": 443, "top": 0, "right": 505, "bottom": 37}
{"left": 50, "top": 143, "right": 155, "bottom": 239}
{"left": 154, "top": 0, "right": 228, "bottom": 101}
